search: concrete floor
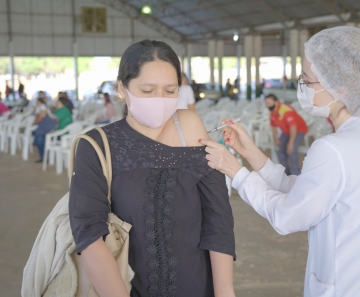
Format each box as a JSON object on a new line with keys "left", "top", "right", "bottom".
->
{"left": 0, "top": 149, "right": 308, "bottom": 297}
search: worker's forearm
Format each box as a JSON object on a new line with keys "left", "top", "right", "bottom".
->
{"left": 210, "top": 251, "right": 235, "bottom": 297}
{"left": 82, "top": 238, "right": 130, "bottom": 297}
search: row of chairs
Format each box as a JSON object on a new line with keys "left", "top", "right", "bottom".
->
{"left": 0, "top": 101, "right": 122, "bottom": 177}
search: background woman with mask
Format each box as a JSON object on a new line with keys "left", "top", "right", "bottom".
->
{"left": 200, "top": 26, "right": 360, "bottom": 297}
{"left": 69, "top": 40, "right": 236, "bottom": 297}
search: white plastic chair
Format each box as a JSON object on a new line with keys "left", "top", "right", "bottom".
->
{"left": 0, "top": 114, "right": 23, "bottom": 152}
{"left": 21, "top": 123, "right": 38, "bottom": 161}
{"left": 253, "top": 122, "right": 279, "bottom": 163}
{"left": 6, "top": 115, "right": 35, "bottom": 155}
{"left": 42, "top": 122, "right": 83, "bottom": 173}
{"left": 62, "top": 124, "right": 106, "bottom": 177}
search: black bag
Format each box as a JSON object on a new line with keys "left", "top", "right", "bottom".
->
{"left": 34, "top": 116, "right": 58, "bottom": 135}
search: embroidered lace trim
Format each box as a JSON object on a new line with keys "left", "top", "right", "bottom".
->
{"left": 144, "top": 168, "right": 179, "bottom": 297}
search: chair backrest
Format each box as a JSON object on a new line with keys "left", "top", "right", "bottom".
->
{"left": 67, "top": 122, "right": 83, "bottom": 135}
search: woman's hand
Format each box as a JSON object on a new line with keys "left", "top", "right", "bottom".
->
{"left": 200, "top": 139, "right": 243, "bottom": 179}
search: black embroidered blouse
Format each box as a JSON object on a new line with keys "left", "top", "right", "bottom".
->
{"left": 69, "top": 119, "right": 236, "bottom": 297}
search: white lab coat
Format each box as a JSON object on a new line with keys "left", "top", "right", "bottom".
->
{"left": 232, "top": 117, "right": 360, "bottom": 297}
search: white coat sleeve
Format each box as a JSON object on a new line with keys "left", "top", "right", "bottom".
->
{"left": 232, "top": 139, "right": 345, "bottom": 235}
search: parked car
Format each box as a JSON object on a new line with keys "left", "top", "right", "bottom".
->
{"left": 96, "top": 81, "right": 117, "bottom": 99}
{"left": 263, "top": 78, "right": 283, "bottom": 89}
{"left": 192, "top": 83, "right": 221, "bottom": 101}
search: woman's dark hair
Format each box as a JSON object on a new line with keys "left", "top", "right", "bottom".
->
{"left": 37, "top": 97, "right": 46, "bottom": 105}
{"left": 117, "top": 40, "right": 181, "bottom": 87}
{"left": 58, "top": 96, "right": 72, "bottom": 113}
{"left": 265, "top": 94, "right": 279, "bottom": 101}
{"left": 103, "top": 93, "right": 111, "bottom": 104}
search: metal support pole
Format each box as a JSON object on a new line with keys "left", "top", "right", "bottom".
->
{"left": 244, "top": 35, "right": 253, "bottom": 100}
{"left": 71, "top": 0, "right": 78, "bottom": 101}
{"left": 236, "top": 43, "right": 241, "bottom": 85}
{"left": 130, "top": 18, "right": 135, "bottom": 43}
{"left": 187, "top": 43, "right": 192, "bottom": 81}
{"left": 6, "top": 0, "right": 15, "bottom": 99}
{"left": 208, "top": 40, "right": 216, "bottom": 89}
{"left": 217, "top": 40, "right": 224, "bottom": 92}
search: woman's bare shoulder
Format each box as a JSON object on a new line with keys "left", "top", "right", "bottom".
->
{"left": 176, "top": 109, "right": 209, "bottom": 147}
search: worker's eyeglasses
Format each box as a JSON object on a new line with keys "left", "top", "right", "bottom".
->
{"left": 298, "top": 74, "right": 320, "bottom": 93}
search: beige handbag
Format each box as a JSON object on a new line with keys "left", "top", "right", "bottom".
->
{"left": 42, "top": 127, "right": 134, "bottom": 297}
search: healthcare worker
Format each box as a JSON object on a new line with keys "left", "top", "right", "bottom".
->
{"left": 200, "top": 26, "right": 360, "bottom": 297}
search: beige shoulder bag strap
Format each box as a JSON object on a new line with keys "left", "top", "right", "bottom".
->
{"left": 69, "top": 127, "right": 112, "bottom": 204}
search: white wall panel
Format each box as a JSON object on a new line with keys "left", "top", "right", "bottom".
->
{"left": 31, "top": 0, "right": 52, "bottom": 14}
{"left": 54, "top": 37, "right": 72, "bottom": 56}
{"left": 94, "top": 37, "right": 113, "bottom": 56}
{"left": 0, "top": 36, "right": 9, "bottom": 55}
{"left": 53, "top": 16, "right": 73, "bottom": 35}
{"left": 32, "top": 36, "right": 53, "bottom": 55}
{"left": 13, "top": 36, "right": 33, "bottom": 56}
{"left": 113, "top": 17, "right": 131, "bottom": 37}
{"left": 52, "top": 0, "right": 72, "bottom": 14}
{"left": 12, "top": 14, "right": 32, "bottom": 35}
{"left": 113, "top": 38, "right": 132, "bottom": 56}
{"left": 0, "top": 14, "right": 8, "bottom": 35}
{"left": 78, "top": 36, "right": 95, "bottom": 55}
{"left": 0, "top": 0, "right": 6, "bottom": 13}
{"left": 32, "top": 15, "right": 53, "bottom": 35}
{"left": 11, "top": 0, "right": 31, "bottom": 13}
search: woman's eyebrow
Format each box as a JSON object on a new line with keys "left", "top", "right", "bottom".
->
{"left": 139, "top": 83, "right": 178, "bottom": 87}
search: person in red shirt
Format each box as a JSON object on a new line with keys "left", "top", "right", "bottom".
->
{"left": 0, "top": 100, "right": 9, "bottom": 115}
{"left": 265, "top": 94, "right": 308, "bottom": 175}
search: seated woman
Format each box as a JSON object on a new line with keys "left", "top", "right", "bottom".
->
{"left": 51, "top": 96, "right": 73, "bottom": 130}
{"left": 33, "top": 97, "right": 52, "bottom": 162}
{"left": 33, "top": 97, "right": 73, "bottom": 163}
{"left": 96, "top": 92, "right": 116, "bottom": 124}
{"left": 69, "top": 40, "right": 236, "bottom": 297}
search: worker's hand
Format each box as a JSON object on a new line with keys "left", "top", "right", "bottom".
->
{"left": 275, "top": 138, "right": 281, "bottom": 147}
{"left": 286, "top": 142, "right": 294, "bottom": 154}
{"left": 199, "top": 139, "right": 243, "bottom": 179}
{"left": 219, "top": 119, "right": 257, "bottom": 159}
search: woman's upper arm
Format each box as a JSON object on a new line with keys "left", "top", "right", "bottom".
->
{"left": 177, "top": 109, "right": 209, "bottom": 146}
{"left": 197, "top": 170, "right": 236, "bottom": 259}
{"left": 236, "top": 140, "right": 344, "bottom": 235}
{"left": 69, "top": 130, "right": 109, "bottom": 254}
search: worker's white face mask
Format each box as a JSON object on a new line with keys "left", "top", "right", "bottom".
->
{"left": 297, "top": 83, "right": 337, "bottom": 118}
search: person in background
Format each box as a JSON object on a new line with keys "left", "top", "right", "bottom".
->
{"left": 96, "top": 93, "right": 115, "bottom": 124}
{"left": 225, "top": 78, "right": 232, "bottom": 96}
{"left": 18, "top": 80, "right": 25, "bottom": 98}
{"left": 51, "top": 97, "right": 73, "bottom": 130}
{"left": 5, "top": 81, "right": 12, "bottom": 100}
{"left": 33, "top": 98, "right": 51, "bottom": 162}
{"left": 0, "top": 99, "right": 9, "bottom": 115}
{"left": 177, "top": 73, "right": 195, "bottom": 111}
{"left": 191, "top": 79, "right": 201, "bottom": 101}
{"left": 265, "top": 94, "right": 307, "bottom": 175}
{"left": 58, "top": 91, "right": 74, "bottom": 113}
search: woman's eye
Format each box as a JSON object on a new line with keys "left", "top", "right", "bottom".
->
{"left": 166, "top": 91, "right": 175, "bottom": 94}
{"left": 142, "top": 90, "right": 152, "bottom": 94}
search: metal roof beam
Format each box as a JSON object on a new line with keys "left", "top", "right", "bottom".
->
{"left": 94, "top": 0, "right": 184, "bottom": 42}
{"left": 313, "top": 0, "right": 349, "bottom": 22}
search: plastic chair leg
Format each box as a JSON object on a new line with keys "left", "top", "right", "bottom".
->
{"left": 10, "top": 136, "right": 16, "bottom": 155}
{"left": 22, "top": 138, "right": 29, "bottom": 161}
{"left": 56, "top": 150, "right": 63, "bottom": 175}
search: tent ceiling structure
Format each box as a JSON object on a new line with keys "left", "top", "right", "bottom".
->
{"left": 96, "top": 0, "right": 360, "bottom": 42}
